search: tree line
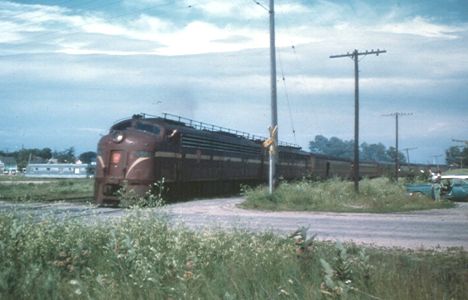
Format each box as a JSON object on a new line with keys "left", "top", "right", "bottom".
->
{"left": 0, "top": 147, "right": 97, "bottom": 170}
{"left": 310, "top": 135, "right": 468, "bottom": 167}
{"left": 445, "top": 145, "right": 468, "bottom": 168}
{"left": 309, "top": 135, "right": 407, "bottom": 163}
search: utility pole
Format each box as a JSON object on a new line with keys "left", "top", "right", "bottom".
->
{"left": 268, "top": 0, "right": 278, "bottom": 194}
{"left": 455, "top": 156, "right": 463, "bottom": 169}
{"left": 382, "top": 112, "right": 412, "bottom": 182}
{"left": 452, "top": 139, "right": 467, "bottom": 168}
{"left": 330, "top": 49, "right": 386, "bottom": 192}
{"left": 401, "top": 147, "right": 417, "bottom": 164}
{"left": 432, "top": 154, "right": 443, "bottom": 169}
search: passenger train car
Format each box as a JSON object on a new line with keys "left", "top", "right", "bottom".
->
{"left": 94, "top": 113, "right": 436, "bottom": 205}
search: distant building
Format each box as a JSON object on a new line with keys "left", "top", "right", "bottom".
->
{"left": 25, "top": 163, "right": 92, "bottom": 178}
{"left": 0, "top": 157, "right": 18, "bottom": 175}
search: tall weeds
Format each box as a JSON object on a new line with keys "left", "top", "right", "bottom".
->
{"left": 0, "top": 212, "right": 466, "bottom": 299}
{"left": 242, "top": 177, "right": 454, "bottom": 212}
{"left": 0, "top": 179, "right": 93, "bottom": 202}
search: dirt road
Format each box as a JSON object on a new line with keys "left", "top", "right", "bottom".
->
{"left": 1, "top": 197, "right": 467, "bottom": 250}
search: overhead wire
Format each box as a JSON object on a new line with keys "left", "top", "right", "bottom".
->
{"left": 277, "top": 48, "right": 297, "bottom": 144}
{"left": 271, "top": 1, "right": 301, "bottom": 144}
{"left": 251, "top": 0, "right": 268, "bottom": 12}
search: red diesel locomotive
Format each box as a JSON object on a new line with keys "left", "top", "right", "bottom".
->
{"left": 95, "top": 113, "right": 311, "bottom": 205}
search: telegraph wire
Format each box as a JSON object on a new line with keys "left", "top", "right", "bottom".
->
{"left": 277, "top": 49, "right": 297, "bottom": 144}
{"left": 251, "top": 0, "right": 269, "bottom": 12}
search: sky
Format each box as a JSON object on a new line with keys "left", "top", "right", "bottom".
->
{"left": 0, "top": 0, "right": 467, "bottom": 164}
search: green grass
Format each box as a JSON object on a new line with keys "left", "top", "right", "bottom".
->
{"left": 0, "top": 211, "right": 466, "bottom": 300}
{"left": 444, "top": 168, "right": 468, "bottom": 175}
{"left": 0, "top": 175, "right": 44, "bottom": 182}
{"left": 0, "top": 179, "right": 93, "bottom": 202}
{"left": 241, "top": 177, "right": 454, "bottom": 212}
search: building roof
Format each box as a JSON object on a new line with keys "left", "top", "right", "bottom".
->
{"left": 0, "top": 156, "right": 17, "bottom": 166}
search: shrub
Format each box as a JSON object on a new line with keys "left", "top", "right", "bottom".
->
{"left": 242, "top": 178, "right": 454, "bottom": 212}
{"left": 117, "top": 179, "right": 166, "bottom": 208}
{"left": 0, "top": 212, "right": 466, "bottom": 299}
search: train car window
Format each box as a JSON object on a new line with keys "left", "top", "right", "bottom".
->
{"left": 136, "top": 122, "right": 161, "bottom": 135}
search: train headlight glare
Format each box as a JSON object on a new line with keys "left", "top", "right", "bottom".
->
{"left": 112, "top": 131, "right": 124, "bottom": 143}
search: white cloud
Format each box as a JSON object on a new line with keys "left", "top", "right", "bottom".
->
{"left": 276, "top": 3, "right": 310, "bottom": 15}
{"left": 3, "top": 0, "right": 466, "bottom": 57}
{"left": 376, "top": 16, "right": 465, "bottom": 39}
{"left": 187, "top": 0, "right": 266, "bottom": 19}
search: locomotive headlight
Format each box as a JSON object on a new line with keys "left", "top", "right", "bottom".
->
{"left": 112, "top": 131, "right": 125, "bottom": 143}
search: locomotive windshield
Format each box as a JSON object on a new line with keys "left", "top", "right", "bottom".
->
{"left": 135, "top": 122, "right": 161, "bottom": 135}
{"left": 111, "top": 120, "right": 132, "bottom": 131}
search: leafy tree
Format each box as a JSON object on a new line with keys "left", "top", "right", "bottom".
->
{"left": 386, "top": 147, "right": 407, "bottom": 164}
{"left": 309, "top": 135, "right": 407, "bottom": 162}
{"left": 309, "top": 135, "right": 329, "bottom": 153}
{"left": 360, "top": 142, "right": 389, "bottom": 162}
{"left": 53, "top": 147, "right": 76, "bottom": 163}
{"left": 1, "top": 148, "right": 54, "bottom": 170}
{"left": 309, "top": 135, "right": 353, "bottom": 159}
{"left": 79, "top": 151, "right": 97, "bottom": 164}
{"left": 37, "top": 148, "right": 52, "bottom": 160}
{"left": 446, "top": 145, "right": 468, "bottom": 167}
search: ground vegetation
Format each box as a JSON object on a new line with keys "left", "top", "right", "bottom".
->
{"left": 0, "top": 211, "right": 465, "bottom": 299}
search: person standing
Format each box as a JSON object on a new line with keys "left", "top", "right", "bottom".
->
{"left": 432, "top": 174, "right": 442, "bottom": 201}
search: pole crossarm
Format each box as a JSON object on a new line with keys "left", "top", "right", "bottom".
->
{"left": 402, "top": 147, "right": 418, "bottom": 164}
{"left": 382, "top": 112, "right": 413, "bottom": 117}
{"left": 402, "top": 147, "right": 418, "bottom": 151}
{"left": 330, "top": 49, "right": 387, "bottom": 59}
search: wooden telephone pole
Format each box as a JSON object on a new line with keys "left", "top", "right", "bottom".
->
{"left": 382, "top": 112, "right": 413, "bottom": 181}
{"left": 402, "top": 147, "right": 418, "bottom": 164}
{"left": 330, "top": 49, "right": 386, "bottom": 192}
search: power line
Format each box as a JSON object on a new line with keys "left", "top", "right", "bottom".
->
{"left": 251, "top": 0, "right": 269, "bottom": 11}
{"left": 330, "top": 48, "right": 387, "bottom": 192}
{"left": 277, "top": 49, "right": 297, "bottom": 144}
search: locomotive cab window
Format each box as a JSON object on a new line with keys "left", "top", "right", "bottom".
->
{"left": 135, "top": 122, "right": 161, "bottom": 135}
{"left": 111, "top": 120, "right": 132, "bottom": 131}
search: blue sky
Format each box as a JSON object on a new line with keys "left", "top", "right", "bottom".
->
{"left": 1, "top": 0, "right": 467, "bottom": 164}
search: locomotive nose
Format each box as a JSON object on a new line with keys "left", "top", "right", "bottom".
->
{"left": 95, "top": 129, "right": 159, "bottom": 206}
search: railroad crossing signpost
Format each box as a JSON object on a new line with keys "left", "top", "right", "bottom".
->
{"left": 330, "top": 49, "right": 387, "bottom": 192}
{"left": 268, "top": 0, "right": 278, "bottom": 195}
